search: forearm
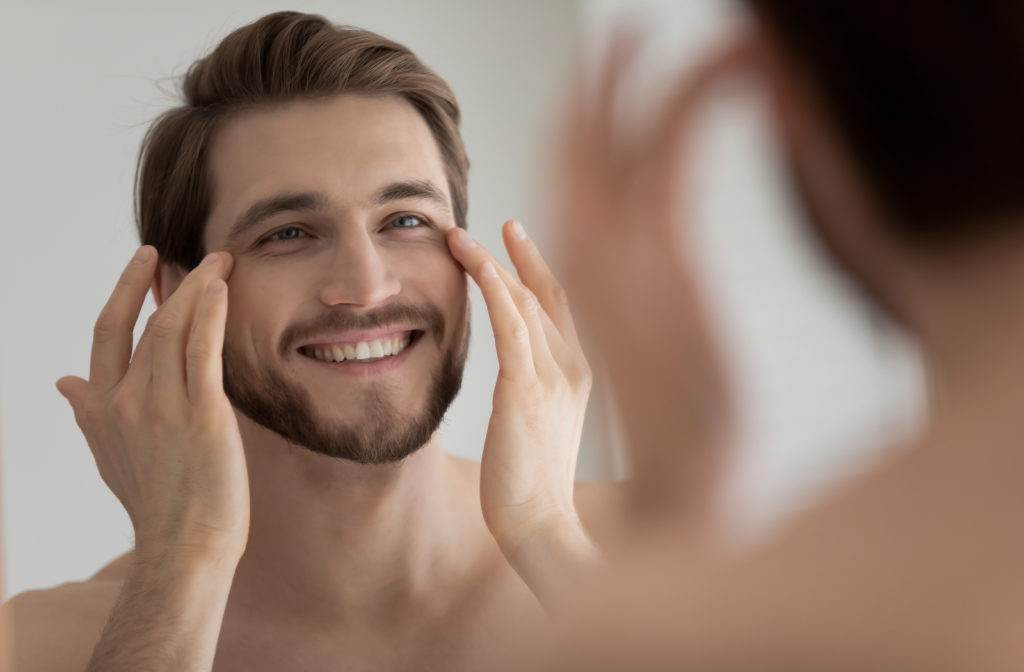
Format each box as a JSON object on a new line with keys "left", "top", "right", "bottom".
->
{"left": 85, "top": 549, "right": 239, "bottom": 672}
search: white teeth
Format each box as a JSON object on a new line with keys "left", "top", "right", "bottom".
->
{"left": 369, "top": 339, "right": 384, "bottom": 358}
{"left": 305, "top": 332, "right": 414, "bottom": 363}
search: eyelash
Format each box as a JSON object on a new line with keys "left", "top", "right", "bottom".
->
{"left": 263, "top": 226, "right": 307, "bottom": 243}
{"left": 256, "top": 214, "right": 431, "bottom": 248}
{"left": 386, "top": 213, "right": 429, "bottom": 230}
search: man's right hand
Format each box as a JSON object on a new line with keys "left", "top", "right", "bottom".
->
{"left": 57, "top": 247, "right": 249, "bottom": 563}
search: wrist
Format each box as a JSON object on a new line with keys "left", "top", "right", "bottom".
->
{"left": 133, "top": 537, "right": 244, "bottom": 577}
{"left": 491, "top": 505, "right": 597, "bottom": 569}
{"left": 490, "top": 506, "right": 602, "bottom": 613}
{"left": 133, "top": 520, "right": 247, "bottom": 567}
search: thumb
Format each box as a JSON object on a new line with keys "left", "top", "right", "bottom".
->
{"left": 56, "top": 376, "right": 90, "bottom": 411}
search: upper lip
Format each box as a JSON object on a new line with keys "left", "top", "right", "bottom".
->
{"left": 294, "top": 325, "right": 422, "bottom": 350}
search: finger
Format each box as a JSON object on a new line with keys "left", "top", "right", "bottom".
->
{"left": 139, "top": 252, "right": 233, "bottom": 394}
{"left": 589, "top": 21, "right": 647, "bottom": 143}
{"left": 88, "top": 246, "right": 158, "bottom": 390}
{"left": 502, "top": 220, "right": 581, "bottom": 350}
{"left": 185, "top": 279, "right": 228, "bottom": 402}
{"left": 448, "top": 228, "right": 546, "bottom": 376}
{"left": 56, "top": 375, "right": 116, "bottom": 482}
{"left": 468, "top": 258, "right": 535, "bottom": 380}
{"left": 448, "top": 228, "right": 564, "bottom": 378}
{"left": 653, "top": 32, "right": 754, "bottom": 149}
{"left": 643, "top": 33, "right": 756, "bottom": 230}
{"left": 56, "top": 375, "right": 91, "bottom": 416}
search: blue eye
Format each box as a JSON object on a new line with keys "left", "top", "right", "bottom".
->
{"left": 265, "top": 226, "right": 307, "bottom": 242}
{"left": 389, "top": 214, "right": 427, "bottom": 229}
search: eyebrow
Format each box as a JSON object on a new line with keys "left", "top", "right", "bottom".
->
{"left": 224, "top": 180, "right": 451, "bottom": 247}
{"left": 225, "top": 191, "right": 329, "bottom": 247}
{"left": 373, "top": 179, "right": 450, "bottom": 214}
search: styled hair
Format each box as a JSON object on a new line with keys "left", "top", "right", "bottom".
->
{"left": 750, "top": 0, "right": 1024, "bottom": 242}
{"left": 135, "top": 11, "right": 469, "bottom": 269}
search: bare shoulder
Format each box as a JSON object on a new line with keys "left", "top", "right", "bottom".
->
{"left": 573, "top": 480, "right": 630, "bottom": 548}
{"left": 3, "top": 555, "right": 130, "bottom": 672}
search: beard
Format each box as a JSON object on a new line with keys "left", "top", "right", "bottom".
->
{"left": 222, "top": 302, "right": 469, "bottom": 464}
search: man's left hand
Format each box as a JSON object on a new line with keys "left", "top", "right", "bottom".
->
{"left": 447, "top": 220, "right": 597, "bottom": 605}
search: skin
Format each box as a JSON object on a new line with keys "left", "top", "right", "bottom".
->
{"left": 515, "top": 17, "right": 1024, "bottom": 672}
{"left": 2, "top": 94, "right": 618, "bottom": 671}
{"left": 0, "top": 434, "right": 11, "bottom": 672}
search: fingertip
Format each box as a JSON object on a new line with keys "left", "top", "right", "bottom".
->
{"left": 206, "top": 278, "right": 227, "bottom": 298}
{"left": 449, "top": 227, "right": 478, "bottom": 250}
{"left": 505, "top": 219, "right": 529, "bottom": 243}
{"left": 131, "top": 245, "right": 156, "bottom": 265}
{"left": 219, "top": 251, "right": 235, "bottom": 276}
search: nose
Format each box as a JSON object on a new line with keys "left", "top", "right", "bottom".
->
{"left": 318, "top": 229, "right": 400, "bottom": 308}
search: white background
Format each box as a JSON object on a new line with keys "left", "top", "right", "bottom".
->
{"left": 1, "top": 0, "right": 922, "bottom": 599}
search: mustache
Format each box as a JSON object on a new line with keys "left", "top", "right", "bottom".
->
{"left": 279, "top": 302, "right": 446, "bottom": 357}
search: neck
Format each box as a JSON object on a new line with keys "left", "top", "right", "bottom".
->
{"left": 228, "top": 416, "right": 480, "bottom": 624}
{"left": 908, "top": 231, "right": 1024, "bottom": 440}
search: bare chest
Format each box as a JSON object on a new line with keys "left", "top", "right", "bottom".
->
{"left": 212, "top": 581, "right": 541, "bottom": 672}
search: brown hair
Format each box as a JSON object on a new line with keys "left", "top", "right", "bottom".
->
{"left": 135, "top": 11, "right": 470, "bottom": 269}
{"left": 749, "top": 0, "right": 1024, "bottom": 243}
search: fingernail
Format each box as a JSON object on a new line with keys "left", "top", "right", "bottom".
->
{"left": 206, "top": 279, "right": 226, "bottom": 296}
{"left": 132, "top": 246, "right": 152, "bottom": 264}
{"left": 200, "top": 252, "right": 218, "bottom": 267}
{"left": 455, "top": 228, "right": 477, "bottom": 248}
{"left": 510, "top": 220, "right": 528, "bottom": 241}
{"left": 481, "top": 261, "right": 498, "bottom": 278}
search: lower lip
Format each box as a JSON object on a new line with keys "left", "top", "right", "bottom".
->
{"left": 297, "top": 334, "right": 420, "bottom": 377}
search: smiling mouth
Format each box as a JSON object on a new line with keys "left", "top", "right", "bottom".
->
{"left": 298, "top": 330, "right": 423, "bottom": 363}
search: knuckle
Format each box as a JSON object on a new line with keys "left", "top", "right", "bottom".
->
{"left": 528, "top": 377, "right": 548, "bottom": 400}
{"left": 109, "top": 391, "right": 137, "bottom": 424}
{"left": 145, "top": 394, "right": 175, "bottom": 424}
{"left": 186, "top": 341, "right": 213, "bottom": 364}
{"left": 573, "top": 362, "right": 594, "bottom": 390}
{"left": 516, "top": 287, "right": 540, "bottom": 314}
{"left": 548, "top": 282, "right": 569, "bottom": 308}
{"left": 92, "top": 308, "right": 119, "bottom": 343}
{"left": 511, "top": 318, "right": 531, "bottom": 345}
{"left": 146, "top": 312, "right": 176, "bottom": 340}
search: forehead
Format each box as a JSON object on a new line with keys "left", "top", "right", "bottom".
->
{"left": 204, "top": 94, "right": 450, "bottom": 242}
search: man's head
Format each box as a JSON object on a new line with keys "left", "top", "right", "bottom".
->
{"left": 137, "top": 12, "right": 471, "bottom": 463}
{"left": 747, "top": 1, "right": 1024, "bottom": 325}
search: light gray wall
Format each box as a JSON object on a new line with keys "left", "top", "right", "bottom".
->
{"left": 0, "top": 0, "right": 583, "bottom": 598}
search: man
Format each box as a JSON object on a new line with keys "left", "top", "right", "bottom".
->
{"left": 3, "top": 12, "right": 610, "bottom": 671}
{"left": 524, "top": 1, "right": 1024, "bottom": 669}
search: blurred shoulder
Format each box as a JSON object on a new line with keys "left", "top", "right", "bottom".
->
{"left": 573, "top": 480, "right": 630, "bottom": 548}
{"left": 2, "top": 553, "right": 130, "bottom": 672}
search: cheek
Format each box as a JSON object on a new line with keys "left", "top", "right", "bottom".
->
{"left": 428, "top": 254, "right": 469, "bottom": 308}
{"left": 223, "top": 267, "right": 299, "bottom": 356}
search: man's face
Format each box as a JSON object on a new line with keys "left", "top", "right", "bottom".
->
{"left": 202, "top": 94, "right": 469, "bottom": 463}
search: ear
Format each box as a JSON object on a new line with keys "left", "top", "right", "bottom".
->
{"left": 152, "top": 263, "right": 189, "bottom": 307}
